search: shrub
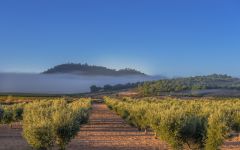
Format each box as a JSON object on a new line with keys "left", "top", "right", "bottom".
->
{"left": 2, "top": 110, "right": 13, "bottom": 124}
{"left": 23, "top": 101, "right": 55, "bottom": 150}
{"left": 1, "top": 103, "right": 25, "bottom": 124}
{"left": 52, "top": 107, "right": 80, "bottom": 150}
{"left": 23, "top": 99, "right": 91, "bottom": 150}
{"left": 104, "top": 97, "right": 240, "bottom": 150}
{"left": 205, "top": 112, "right": 228, "bottom": 150}
{"left": 153, "top": 110, "right": 206, "bottom": 149}
{"left": 0, "top": 107, "right": 3, "bottom": 122}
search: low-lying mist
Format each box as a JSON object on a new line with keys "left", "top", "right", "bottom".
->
{"left": 0, "top": 73, "right": 161, "bottom": 94}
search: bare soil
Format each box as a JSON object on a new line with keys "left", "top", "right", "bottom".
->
{"left": 221, "top": 135, "right": 240, "bottom": 150}
{"left": 67, "top": 103, "right": 169, "bottom": 150}
{"left": 0, "top": 124, "right": 30, "bottom": 150}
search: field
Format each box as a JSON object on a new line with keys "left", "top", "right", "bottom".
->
{"left": 0, "top": 96, "right": 240, "bottom": 150}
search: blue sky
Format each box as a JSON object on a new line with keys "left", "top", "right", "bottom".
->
{"left": 0, "top": 0, "right": 239, "bottom": 76}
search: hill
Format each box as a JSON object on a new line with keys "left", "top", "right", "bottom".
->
{"left": 42, "top": 63, "right": 146, "bottom": 76}
{"left": 138, "top": 74, "right": 240, "bottom": 96}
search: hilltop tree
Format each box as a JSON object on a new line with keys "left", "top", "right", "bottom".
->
{"left": 90, "top": 85, "right": 101, "bottom": 93}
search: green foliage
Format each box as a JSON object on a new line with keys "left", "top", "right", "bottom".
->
{"left": 23, "top": 98, "right": 91, "bottom": 150}
{"left": 0, "top": 107, "right": 3, "bottom": 122}
{"left": 0, "top": 103, "right": 25, "bottom": 124}
{"left": 90, "top": 85, "right": 102, "bottom": 92}
{"left": 23, "top": 100, "right": 55, "bottom": 150}
{"left": 2, "top": 110, "right": 13, "bottom": 124}
{"left": 232, "top": 111, "right": 240, "bottom": 131}
{"left": 52, "top": 108, "right": 80, "bottom": 150}
{"left": 90, "top": 82, "right": 140, "bottom": 93}
{"left": 138, "top": 74, "right": 240, "bottom": 95}
{"left": 205, "top": 112, "right": 228, "bottom": 150}
{"left": 105, "top": 96, "right": 240, "bottom": 150}
{"left": 154, "top": 110, "right": 206, "bottom": 149}
{"left": 43, "top": 63, "right": 145, "bottom": 76}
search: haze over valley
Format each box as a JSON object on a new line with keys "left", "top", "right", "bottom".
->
{"left": 0, "top": 63, "right": 160, "bottom": 94}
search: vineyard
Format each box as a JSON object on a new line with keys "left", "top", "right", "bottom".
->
{"left": 105, "top": 96, "right": 240, "bottom": 150}
{"left": 0, "top": 96, "right": 240, "bottom": 149}
{"left": 0, "top": 97, "right": 91, "bottom": 150}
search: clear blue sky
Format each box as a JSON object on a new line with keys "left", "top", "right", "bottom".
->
{"left": 0, "top": 0, "right": 239, "bottom": 76}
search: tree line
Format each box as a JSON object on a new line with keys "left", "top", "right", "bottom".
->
{"left": 138, "top": 74, "right": 240, "bottom": 96}
{"left": 90, "top": 82, "right": 140, "bottom": 93}
{"left": 43, "top": 63, "right": 145, "bottom": 76}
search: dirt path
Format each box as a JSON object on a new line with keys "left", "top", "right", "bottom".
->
{"left": 0, "top": 124, "right": 30, "bottom": 150}
{"left": 67, "top": 103, "right": 168, "bottom": 150}
{"left": 221, "top": 136, "right": 240, "bottom": 150}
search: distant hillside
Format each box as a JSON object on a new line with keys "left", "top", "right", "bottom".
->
{"left": 43, "top": 63, "right": 146, "bottom": 76}
{"left": 138, "top": 74, "right": 240, "bottom": 96}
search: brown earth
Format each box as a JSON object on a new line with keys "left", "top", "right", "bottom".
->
{"left": 221, "top": 135, "right": 240, "bottom": 150}
{"left": 0, "top": 124, "right": 30, "bottom": 150}
{"left": 67, "top": 103, "right": 169, "bottom": 150}
{"left": 0, "top": 103, "right": 240, "bottom": 150}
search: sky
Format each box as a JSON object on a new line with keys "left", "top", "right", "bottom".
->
{"left": 0, "top": 0, "right": 240, "bottom": 77}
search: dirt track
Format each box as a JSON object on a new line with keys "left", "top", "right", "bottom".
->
{"left": 67, "top": 103, "right": 168, "bottom": 150}
{"left": 0, "top": 124, "right": 30, "bottom": 150}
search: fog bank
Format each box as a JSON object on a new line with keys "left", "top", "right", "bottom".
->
{"left": 0, "top": 73, "right": 161, "bottom": 94}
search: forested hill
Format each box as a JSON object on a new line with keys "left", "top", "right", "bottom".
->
{"left": 43, "top": 63, "right": 146, "bottom": 76}
{"left": 138, "top": 74, "right": 240, "bottom": 95}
